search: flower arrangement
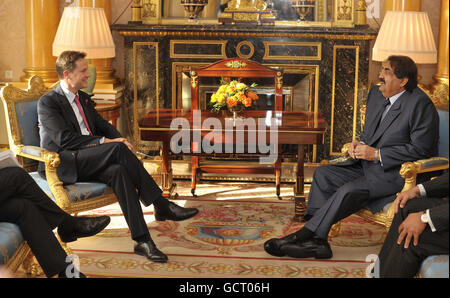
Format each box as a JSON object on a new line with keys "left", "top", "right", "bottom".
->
{"left": 208, "top": 79, "right": 259, "bottom": 114}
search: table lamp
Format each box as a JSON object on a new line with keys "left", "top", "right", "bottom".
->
{"left": 52, "top": 6, "right": 115, "bottom": 95}
{"left": 372, "top": 10, "right": 437, "bottom": 65}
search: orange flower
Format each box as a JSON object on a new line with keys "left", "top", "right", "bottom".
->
{"left": 226, "top": 96, "right": 238, "bottom": 108}
{"left": 247, "top": 90, "right": 258, "bottom": 100}
{"left": 243, "top": 98, "right": 252, "bottom": 107}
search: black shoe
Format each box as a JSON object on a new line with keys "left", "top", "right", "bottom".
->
{"left": 134, "top": 240, "right": 168, "bottom": 263}
{"left": 58, "top": 216, "right": 111, "bottom": 243}
{"left": 281, "top": 238, "right": 333, "bottom": 259}
{"left": 154, "top": 201, "right": 199, "bottom": 222}
{"left": 263, "top": 233, "right": 299, "bottom": 257}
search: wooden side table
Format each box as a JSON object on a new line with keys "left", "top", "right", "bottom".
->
{"left": 94, "top": 102, "right": 122, "bottom": 128}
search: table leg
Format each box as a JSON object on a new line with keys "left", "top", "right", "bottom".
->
{"left": 161, "top": 139, "right": 178, "bottom": 199}
{"left": 294, "top": 145, "right": 306, "bottom": 222}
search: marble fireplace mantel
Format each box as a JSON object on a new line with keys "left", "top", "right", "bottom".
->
{"left": 112, "top": 23, "right": 377, "bottom": 162}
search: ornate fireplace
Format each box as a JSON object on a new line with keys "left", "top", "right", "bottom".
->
{"left": 113, "top": 21, "right": 376, "bottom": 164}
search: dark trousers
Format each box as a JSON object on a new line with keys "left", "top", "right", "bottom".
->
{"left": 75, "top": 142, "right": 162, "bottom": 241}
{"left": 0, "top": 167, "right": 70, "bottom": 277}
{"left": 377, "top": 197, "right": 449, "bottom": 278}
{"left": 304, "top": 163, "right": 372, "bottom": 239}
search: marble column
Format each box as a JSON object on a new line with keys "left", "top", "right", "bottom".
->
{"left": 21, "top": 0, "right": 59, "bottom": 83}
{"left": 79, "top": 0, "right": 120, "bottom": 85}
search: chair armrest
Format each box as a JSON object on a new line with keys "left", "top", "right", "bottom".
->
{"left": 14, "top": 145, "right": 72, "bottom": 209}
{"left": 380, "top": 157, "right": 449, "bottom": 225}
{"left": 400, "top": 157, "right": 449, "bottom": 192}
{"left": 340, "top": 143, "right": 351, "bottom": 158}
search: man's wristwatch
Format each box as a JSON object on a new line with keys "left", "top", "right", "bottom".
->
{"left": 420, "top": 211, "right": 429, "bottom": 224}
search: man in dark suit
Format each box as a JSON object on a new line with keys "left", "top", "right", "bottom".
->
{"left": 0, "top": 166, "right": 110, "bottom": 278}
{"left": 38, "top": 51, "right": 198, "bottom": 263}
{"left": 264, "top": 55, "right": 440, "bottom": 259}
{"left": 376, "top": 172, "right": 448, "bottom": 277}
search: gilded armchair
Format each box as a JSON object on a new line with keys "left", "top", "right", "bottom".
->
{"left": 1, "top": 76, "right": 117, "bottom": 274}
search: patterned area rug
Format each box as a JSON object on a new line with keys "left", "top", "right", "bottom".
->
{"left": 68, "top": 181, "right": 384, "bottom": 278}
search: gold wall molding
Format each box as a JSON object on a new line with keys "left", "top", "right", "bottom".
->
{"left": 235, "top": 41, "right": 255, "bottom": 59}
{"left": 118, "top": 30, "right": 376, "bottom": 40}
{"left": 330, "top": 45, "right": 360, "bottom": 155}
{"left": 170, "top": 40, "right": 227, "bottom": 59}
{"left": 263, "top": 41, "right": 322, "bottom": 61}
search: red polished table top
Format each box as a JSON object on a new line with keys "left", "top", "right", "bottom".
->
{"left": 139, "top": 109, "right": 327, "bottom": 145}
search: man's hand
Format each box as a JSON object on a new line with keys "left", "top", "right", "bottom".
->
{"left": 348, "top": 140, "right": 362, "bottom": 159}
{"left": 104, "top": 137, "right": 134, "bottom": 152}
{"left": 397, "top": 212, "right": 426, "bottom": 249}
{"left": 354, "top": 143, "right": 377, "bottom": 161}
{"left": 394, "top": 186, "right": 421, "bottom": 214}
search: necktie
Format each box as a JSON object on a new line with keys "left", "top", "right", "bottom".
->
{"left": 380, "top": 98, "right": 391, "bottom": 122}
{"left": 370, "top": 98, "right": 391, "bottom": 136}
{"left": 74, "top": 95, "right": 93, "bottom": 135}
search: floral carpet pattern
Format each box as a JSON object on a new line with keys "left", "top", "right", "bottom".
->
{"left": 69, "top": 181, "right": 384, "bottom": 278}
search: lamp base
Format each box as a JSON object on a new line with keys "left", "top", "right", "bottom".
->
{"left": 81, "top": 61, "right": 96, "bottom": 96}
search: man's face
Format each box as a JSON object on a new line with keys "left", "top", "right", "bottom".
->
{"left": 378, "top": 61, "right": 408, "bottom": 98}
{"left": 64, "top": 58, "right": 90, "bottom": 92}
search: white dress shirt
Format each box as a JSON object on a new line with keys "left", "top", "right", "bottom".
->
{"left": 417, "top": 184, "right": 437, "bottom": 232}
{"left": 60, "top": 81, "right": 91, "bottom": 136}
{"left": 60, "top": 81, "right": 104, "bottom": 143}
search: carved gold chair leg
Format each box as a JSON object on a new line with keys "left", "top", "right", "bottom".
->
{"left": 22, "top": 252, "right": 44, "bottom": 277}
{"left": 328, "top": 222, "right": 342, "bottom": 238}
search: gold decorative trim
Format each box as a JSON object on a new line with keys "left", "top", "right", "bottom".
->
{"left": 6, "top": 242, "right": 31, "bottom": 274}
{"left": 170, "top": 40, "right": 228, "bottom": 59}
{"left": 190, "top": 71, "right": 198, "bottom": 89}
{"left": 263, "top": 42, "right": 322, "bottom": 61}
{"left": 334, "top": 0, "right": 354, "bottom": 27}
{"left": 235, "top": 41, "right": 255, "bottom": 59}
{"left": 225, "top": 60, "right": 248, "bottom": 69}
{"left": 118, "top": 31, "right": 376, "bottom": 41}
{"left": 138, "top": 127, "right": 324, "bottom": 134}
{"left": 330, "top": 45, "right": 360, "bottom": 156}
{"left": 421, "top": 77, "right": 449, "bottom": 111}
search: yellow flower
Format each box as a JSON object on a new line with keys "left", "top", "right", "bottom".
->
{"left": 236, "top": 82, "right": 246, "bottom": 91}
{"left": 217, "top": 94, "right": 226, "bottom": 103}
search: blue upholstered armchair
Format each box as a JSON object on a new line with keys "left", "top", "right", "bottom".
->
{"left": 0, "top": 76, "right": 117, "bottom": 275}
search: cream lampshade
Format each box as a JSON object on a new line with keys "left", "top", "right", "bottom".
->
{"left": 372, "top": 10, "right": 437, "bottom": 64}
{"left": 53, "top": 6, "right": 115, "bottom": 95}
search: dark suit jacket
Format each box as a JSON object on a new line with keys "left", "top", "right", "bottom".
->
{"left": 338, "top": 86, "right": 440, "bottom": 213}
{"left": 37, "top": 84, "right": 122, "bottom": 183}
{"left": 423, "top": 172, "right": 449, "bottom": 232}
